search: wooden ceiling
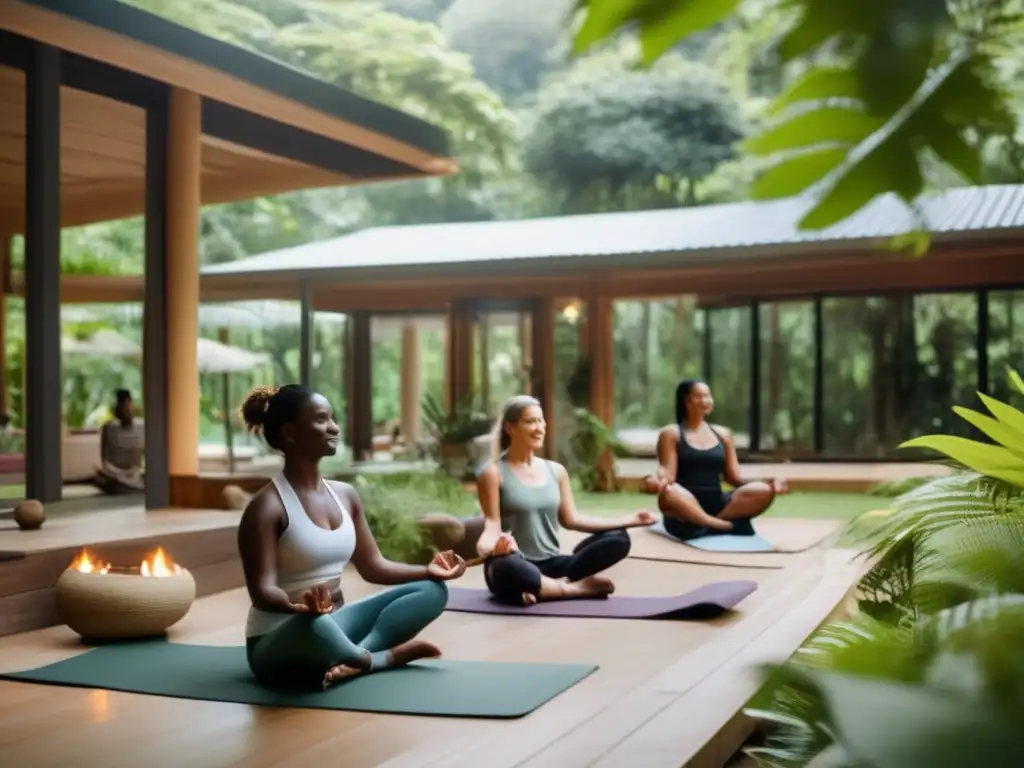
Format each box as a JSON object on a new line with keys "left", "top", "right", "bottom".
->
{"left": 0, "top": 64, "right": 349, "bottom": 233}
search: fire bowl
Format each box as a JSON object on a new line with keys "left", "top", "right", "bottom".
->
{"left": 55, "top": 550, "right": 196, "bottom": 641}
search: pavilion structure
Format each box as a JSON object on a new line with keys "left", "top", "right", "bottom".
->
{"left": 198, "top": 183, "right": 1024, "bottom": 469}
{"left": 0, "top": 0, "right": 456, "bottom": 507}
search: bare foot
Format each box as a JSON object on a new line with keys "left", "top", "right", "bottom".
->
{"left": 387, "top": 639, "right": 442, "bottom": 669}
{"left": 564, "top": 575, "right": 615, "bottom": 599}
{"left": 522, "top": 592, "right": 538, "bottom": 606}
{"left": 322, "top": 663, "right": 364, "bottom": 690}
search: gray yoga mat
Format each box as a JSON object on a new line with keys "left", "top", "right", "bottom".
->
{"left": 650, "top": 520, "right": 775, "bottom": 552}
{"left": 0, "top": 641, "right": 597, "bottom": 719}
{"left": 445, "top": 581, "right": 757, "bottom": 619}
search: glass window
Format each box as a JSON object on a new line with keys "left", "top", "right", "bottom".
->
{"left": 988, "top": 290, "right": 1024, "bottom": 411}
{"left": 613, "top": 297, "right": 702, "bottom": 429}
{"left": 823, "top": 293, "right": 978, "bottom": 458}
{"left": 707, "top": 305, "right": 751, "bottom": 448}
{"left": 759, "top": 301, "right": 815, "bottom": 454}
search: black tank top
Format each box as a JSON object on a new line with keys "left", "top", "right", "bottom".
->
{"left": 674, "top": 425, "right": 726, "bottom": 493}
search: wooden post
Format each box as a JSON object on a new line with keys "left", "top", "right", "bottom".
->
{"left": 166, "top": 88, "right": 202, "bottom": 482}
{"left": 345, "top": 311, "right": 373, "bottom": 461}
{"left": 446, "top": 300, "right": 475, "bottom": 409}
{"left": 144, "top": 89, "right": 171, "bottom": 509}
{"left": 24, "top": 42, "right": 62, "bottom": 503}
{"left": 531, "top": 297, "right": 556, "bottom": 458}
{"left": 585, "top": 292, "right": 615, "bottom": 426}
{"left": 0, "top": 236, "right": 10, "bottom": 417}
{"left": 517, "top": 310, "right": 532, "bottom": 394}
{"left": 400, "top": 322, "right": 421, "bottom": 446}
{"left": 299, "top": 281, "right": 313, "bottom": 387}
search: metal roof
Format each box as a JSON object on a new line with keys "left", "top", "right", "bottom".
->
{"left": 201, "top": 184, "right": 1024, "bottom": 279}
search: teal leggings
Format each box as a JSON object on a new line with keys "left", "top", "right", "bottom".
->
{"left": 246, "top": 579, "right": 448, "bottom": 690}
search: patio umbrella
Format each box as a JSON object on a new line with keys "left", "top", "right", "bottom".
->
{"left": 196, "top": 337, "right": 273, "bottom": 474}
{"left": 196, "top": 338, "right": 271, "bottom": 373}
{"left": 61, "top": 328, "right": 141, "bottom": 357}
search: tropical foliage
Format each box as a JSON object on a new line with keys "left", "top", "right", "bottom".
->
{"left": 349, "top": 471, "right": 476, "bottom": 563}
{"left": 572, "top": 0, "right": 1024, "bottom": 235}
{"left": 745, "top": 368, "right": 1024, "bottom": 766}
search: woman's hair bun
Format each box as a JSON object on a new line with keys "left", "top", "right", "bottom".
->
{"left": 239, "top": 386, "right": 279, "bottom": 432}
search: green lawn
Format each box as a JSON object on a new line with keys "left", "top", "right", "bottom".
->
{"left": 575, "top": 490, "right": 891, "bottom": 522}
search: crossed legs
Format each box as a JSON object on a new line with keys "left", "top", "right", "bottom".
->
{"left": 247, "top": 579, "right": 448, "bottom": 690}
{"left": 658, "top": 482, "right": 775, "bottom": 540}
{"left": 484, "top": 529, "right": 631, "bottom": 606}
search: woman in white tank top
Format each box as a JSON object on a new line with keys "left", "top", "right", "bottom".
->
{"left": 237, "top": 385, "right": 467, "bottom": 691}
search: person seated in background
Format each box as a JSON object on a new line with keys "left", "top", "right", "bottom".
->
{"left": 647, "top": 378, "right": 788, "bottom": 540}
{"left": 93, "top": 389, "right": 145, "bottom": 494}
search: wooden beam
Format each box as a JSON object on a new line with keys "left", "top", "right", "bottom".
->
{"left": 400, "top": 323, "right": 421, "bottom": 445}
{"left": 166, "top": 87, "right": 201, "bottom": 481}
{"left": 813, "top": 297, "right": 825, "bottom": 453}
{"left": 749, "top": 301, "right": 762, "bottom": 453}
{"left": 345, "top": 311, "right": 372, "bottom": 461}
{"left": 23, "top": 41, "right": 62, "bottom": 503}
{"left": 299, "top": 281, "right": 313, "bottom": 387}
{"left": 0, "top": 235, "right": 9, "bottom": 415}
{"left": 585, "top": 292, "right": 615, "bottom": 426}
{"left": 446, "top": 300, "right": 475, "bottom": 409}
{"left": 143, "top": 88, "right": 170, "bottom": 509}
{"left": 530, "top": 297, "right": 556, "bottom": 459}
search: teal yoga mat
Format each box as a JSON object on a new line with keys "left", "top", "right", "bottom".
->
{"left": 0, "top": 641, "right": 597, "bottom": 719}
{"left": 650, "top": 520, "right": 775, "bottom": 552}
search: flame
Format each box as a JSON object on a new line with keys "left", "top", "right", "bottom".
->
{"left": 140, "top": 547, "right": 181, "bottom": 578}
{"left": 68, "top": 549, "right": 110, "bottom": 574}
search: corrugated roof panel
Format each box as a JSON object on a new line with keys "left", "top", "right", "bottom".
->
{"left": 202, "top": 184, "right": 1024, "bottom": 277}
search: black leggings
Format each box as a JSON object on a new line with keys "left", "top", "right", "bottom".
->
{"left": 484, "top": 529, "right": 631, "bottom": 605}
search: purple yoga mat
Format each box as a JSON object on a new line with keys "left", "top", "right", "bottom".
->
{"left": 444, "top": 581, "right": 757, "bottom": 620}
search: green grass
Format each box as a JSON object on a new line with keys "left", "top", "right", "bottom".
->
{"left": 575, "top": 490, "right": 891, "bottom": 522}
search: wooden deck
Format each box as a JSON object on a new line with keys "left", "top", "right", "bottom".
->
{"left": 0, "top": 503, "right": 866, "bottom": 767}
{"left": 0, "top": 504, "right": 243, "bottom": 636}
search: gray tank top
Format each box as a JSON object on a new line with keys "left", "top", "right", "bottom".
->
{"left": 498, "top": 456, "right": 562, "bottom": 561}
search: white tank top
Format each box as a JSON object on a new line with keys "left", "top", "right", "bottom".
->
{"left": 244, "top": 474, "right": 358, "bottom": 638}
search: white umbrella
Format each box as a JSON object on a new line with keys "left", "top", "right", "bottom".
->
{"left": 61, "top": 328, "right": 141, "bottom": 357}
{"left": 196, "top": 338, "right": 272, "bottom": 374}
{"left": 195, "top": 337, "right": 273, "bottom": 474}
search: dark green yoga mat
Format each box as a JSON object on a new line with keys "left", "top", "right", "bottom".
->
{"left": 0, "top": 641, "right": 597, "bottom": 719}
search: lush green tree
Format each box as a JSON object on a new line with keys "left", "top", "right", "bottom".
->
{"left": 125, "top": 0, "right": 275, "bottom": 45}
{"left": 523, "top": 42, "right": 747, "bottom": 211}
{"left": 125, "top": 0, "right": 520, "bottom": 236}
{"left": 572, "top": 0, "right": 1024, "bottom": 237}
{"left": 440, "top": 0, "right": 574, "bottom": 101}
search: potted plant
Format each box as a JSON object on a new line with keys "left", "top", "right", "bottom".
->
{"left": 422, "top": 392, "right": 493, "bottom": 478}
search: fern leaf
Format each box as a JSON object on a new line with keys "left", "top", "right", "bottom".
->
{"left": 899, "top": 435, "right": 1024, "bottom": 485}
{"left": 977, "top": 393, "right": 1024, "bottom": 443}
{"left": 1009, "top": 367, "right": 1024, "bottom": 395}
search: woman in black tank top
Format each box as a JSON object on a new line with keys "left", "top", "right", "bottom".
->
{"left": 646, "top": 379, "right": 788, "bottom": 540}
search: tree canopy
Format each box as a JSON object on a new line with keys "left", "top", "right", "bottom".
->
{"left": 524, "top": 43, "right": 747, "bottom": 209}
{"left": 571, "top": 0, "right": 1024, "bottom": 234}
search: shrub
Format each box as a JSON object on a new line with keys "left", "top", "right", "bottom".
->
{"left": 350, "top": 471, "right": 478, "bottom": 565}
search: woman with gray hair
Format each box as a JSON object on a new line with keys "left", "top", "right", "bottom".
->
{"left": 473, "top": 395, "right": 657, "bottom": 606}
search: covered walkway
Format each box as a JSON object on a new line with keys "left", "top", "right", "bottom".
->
{"left": 197, "top": 184, "right": 1024, "bottom": 465}
{"left": 1, "top": 0, "right": 455, "bottom": 506}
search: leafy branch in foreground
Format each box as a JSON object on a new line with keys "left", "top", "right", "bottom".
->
{"left": 742, "top": 368, "right": 1024, "bottom": 766}
{"left": 570, "top": 0, "right": 1024, "bottom": 235}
